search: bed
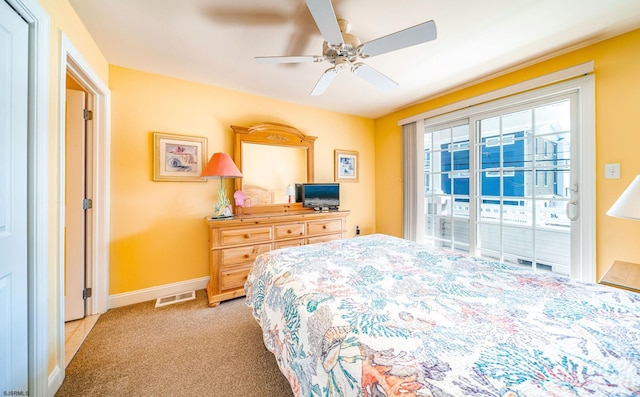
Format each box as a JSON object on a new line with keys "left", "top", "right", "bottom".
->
{"left": 245, "top": 234, "right": 640, "bottom": 396}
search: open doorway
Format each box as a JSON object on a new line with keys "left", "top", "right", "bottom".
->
{"left": 63, "top": 73, "right": 100, "bottom": 366}
{"left": 56, "top": 34, "right": 111, "bottom": 379}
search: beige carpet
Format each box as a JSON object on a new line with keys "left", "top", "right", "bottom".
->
{"left": 55, "top": 290, "right": 294, "bottom": 397}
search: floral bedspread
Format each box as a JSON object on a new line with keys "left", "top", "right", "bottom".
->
{"left": 245, "top": 234, "right": 640, "bottom": 396}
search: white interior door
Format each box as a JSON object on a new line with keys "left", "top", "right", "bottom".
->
{"left": 0, "top": 0, "right": 29, "bottom": 391}
{"left": 65, "top": 89, "right": 87, "bottom": 322}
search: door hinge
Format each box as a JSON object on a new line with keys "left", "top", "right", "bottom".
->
{"left": 82, "top": 198, "right": 92, "bottom": 210}
{"left": 83, "top": 109, "right": 93, "bottom": 121}
{"left": 83, "top": 287, "right": 92, "bottom": 300}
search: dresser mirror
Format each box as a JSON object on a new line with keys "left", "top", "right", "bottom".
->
{"left": 232, "top": 123, "right": 316, "bottom": 210}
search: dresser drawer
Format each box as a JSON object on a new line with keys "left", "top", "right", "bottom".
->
{"left": 219, "top": 226, "right": 272, "bottom": 246}
{"left": 274, "top": 223, "right": 305, "bottom": 240}
{"left": 274, "top": 238, "right": 305, "bottom": 250}
{"left": 220, "top": 243, "right": 272, "bottom": 267}
{"left": 221, "top": 265, "right": 251, "bottom": 291}
{"left": 307, "top": 219, "right": 343, "bottom": 236}
{"left": 307, "top": 233, "right": 342, "bottom": 245}
{"left": 206, "top": 211, "right": 349, "bottom": 307}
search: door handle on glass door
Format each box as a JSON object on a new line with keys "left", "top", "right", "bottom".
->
{"left": 566, "top": 200, "right": 578, "bottom": 221}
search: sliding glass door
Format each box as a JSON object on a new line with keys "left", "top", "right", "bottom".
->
{"left": 424, "top": 93, "right": 577, "bottom": 275}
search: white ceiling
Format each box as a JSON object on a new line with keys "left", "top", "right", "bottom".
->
{"left": 68, "top": 0, "right": 640, "bottom": 119}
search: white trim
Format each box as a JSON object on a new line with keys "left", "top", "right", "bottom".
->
{"left": 59, "top": 32, "right": 111, "bottom": 315}
{"left": 108, "top": 277, "right": 210, "bottom": 309}
{"left": 575, "top": 75, "right": 596, "bottom": 282}
{"left": 399, "top": 61, "right": 594, "bottom": 126}
{"left": 54, "top": 32, "right": 111, "bottom": 393}
{"left": 4, "top": 0, "right": 50, "bottom": 395}
{"left": 424, "top": 76, "right": 594, "bottom": 128}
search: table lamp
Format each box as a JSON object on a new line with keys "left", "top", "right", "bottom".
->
{"left": 201, "top": 152, "right": 242, "bottom": 218}
{"left": 600, "top": 175, "right": 640, "bottom": 292}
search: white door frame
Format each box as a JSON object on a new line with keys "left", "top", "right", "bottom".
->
{"left": 4, "top": 0, "right": 49, "bottom": 395}
{"left": 54, "top": 32, "right": 111, "bottom": 386}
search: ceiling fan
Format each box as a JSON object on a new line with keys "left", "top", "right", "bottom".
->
{"left": 255, "top": 0, "right": 437, "bottom": 95}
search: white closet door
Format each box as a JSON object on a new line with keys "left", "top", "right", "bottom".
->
{"left": 0, "top": 0, "right": 30, "bottom": 391}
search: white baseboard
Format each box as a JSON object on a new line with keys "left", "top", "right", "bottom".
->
{"left": 48, "top": 365, "right": 63, "bottom": 397}
{"left": 108, "top": 276, "right": 209, "bottom": 309}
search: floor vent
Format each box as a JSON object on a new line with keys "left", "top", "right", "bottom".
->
{"left": 155, "top": 291, "right": 196, "bottom": 308}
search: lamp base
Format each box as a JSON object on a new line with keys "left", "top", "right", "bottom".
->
{"left": 208, "top": 214, "right": 233, "bottom": 221}
{"left": 208, "top": 215, "right": 233, "bottom": 221}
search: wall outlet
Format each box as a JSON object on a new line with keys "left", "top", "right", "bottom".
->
{"left": 355, "top": 225, "right": 360, "bottom": 235}
{"left": 604, "top": 163, "right": 620, "bottom": 179}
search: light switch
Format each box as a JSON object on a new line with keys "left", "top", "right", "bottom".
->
{"left": 604, "top": 163, "right": 620, "bottom": 179}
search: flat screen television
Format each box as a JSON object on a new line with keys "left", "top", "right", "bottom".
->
{"left": 301, "top": 183, "right": 340, "bottom": 211}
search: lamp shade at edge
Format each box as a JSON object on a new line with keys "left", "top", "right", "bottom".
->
{"left": 607, "top": 175, "right": 640, "bottom": 220}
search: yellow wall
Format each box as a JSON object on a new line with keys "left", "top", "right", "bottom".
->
{"left": 109, "top": 65, "right": 375, "bottom": 294}
{"left": 375, "top": 28, "right": 640, "bottom": 279}
{"left": 37, "top": 0, "right": 110, "bottom": 375}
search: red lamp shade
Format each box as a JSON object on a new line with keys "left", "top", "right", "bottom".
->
{"left": 201, "top": 152, "right": 242, "bottom": 178}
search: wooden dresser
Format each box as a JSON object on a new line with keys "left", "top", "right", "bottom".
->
{"left": 205, "top": 210, "right": 349, "bottom": 307}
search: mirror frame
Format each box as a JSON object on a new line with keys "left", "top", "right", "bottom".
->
{"left": 232, "top": 123, "right": 317, "bottom": 213}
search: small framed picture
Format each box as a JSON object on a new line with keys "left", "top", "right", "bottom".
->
{"left": 334, "top": 149, "right": 359, "bottom": 182}
{"left": 153, "top": 132, "right": 207, "bottom": 181}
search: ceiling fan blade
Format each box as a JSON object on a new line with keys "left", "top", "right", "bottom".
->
{"left": 310, "top": 68, "right": 338, "bottom": 95}
{"left": 255, "top": 55, "right": 324, "bottom": 64}
{"left": 359, "top": 20, "right": 437, "bottom": 57}
{"left": 305, "top": 0, "right": 343, "bottom": 46}
{"left": 352, "top": 63, "right": 397, "bottom": 92}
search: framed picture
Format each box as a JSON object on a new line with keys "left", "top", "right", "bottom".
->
{"left": 153, "top": 132, "right": 207, "bottom": 181}
{"left": 334, "top": 149, "right": 359, "bottom": 182}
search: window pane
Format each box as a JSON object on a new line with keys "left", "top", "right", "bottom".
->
{"left": 535, "top": 228, "right": 570, "bottom": 274}
{"left": 453, "top": 218, "right": 470, "bottom": 252}
{"left": 534, "top": 100, "right": 570, "bottom": 135}
{"left": 502, "top": 109, "right": 532, "bottom": 135}
{"left": 433, "top": 128, "right": 451, "bottom": 148}
{"left": 477, "top": 222, "right": 500, "bottom": 258}
{"left": 479, "top": 116, "right": 499, "bottom": 140}
{"left": 535, "top": 198, "right": 570, "bottom": 228}
{"left": 452, "top": 124, "right": 469, "bottom": 143}
{"left": 424, "top": 122, "right": 470, "bottom": 249}
{"left": 502, "top": 225, "right": 533, "bottom": 265}
{"left": 503, "top": 199, "right": 532, "bottom": 226}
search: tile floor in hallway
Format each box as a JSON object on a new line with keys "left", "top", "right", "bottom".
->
{"left": 64, "top": 314, "right": 100, "bottom": 367}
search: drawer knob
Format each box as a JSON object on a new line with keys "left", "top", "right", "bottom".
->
{"left": 244, "top": 233, "right": 251, "bottom": 238}
{"left": 244, "top": 254, "right": 251, "bottom": 259}
{"left": 323, "top": 225, "right": 327, "bottom": 229}
{"left": 287, "top": 229, "right": 292, "bottom": 234}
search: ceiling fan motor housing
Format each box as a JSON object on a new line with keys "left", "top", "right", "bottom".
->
{"left": 322, "top": 19, "right": 361, "bottom": 65}
{"left": 323, "top": 33, "right": 360, "bottom": 61}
